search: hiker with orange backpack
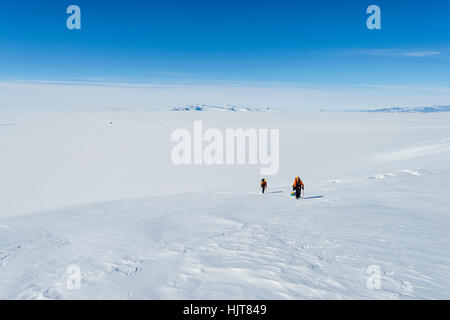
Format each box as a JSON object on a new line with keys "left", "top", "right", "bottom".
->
{"left": 261, "top": 178, "right": 267, "bottom": 194}
{"left": 292, "top": 177, "right": 304, "bottom": 199}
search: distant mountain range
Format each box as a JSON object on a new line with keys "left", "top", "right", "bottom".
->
{"left": 170, "top": 104, "right": 276, "bottom": 112}
{"left": 171, "top": 105, "right": 450, "bottom": 113}
{"left": 322, "top": 106, "right": 450, "bottom": 113}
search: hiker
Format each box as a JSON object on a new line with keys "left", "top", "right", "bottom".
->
{"left": 261, "top": 178, "right": 267, "bottom": 194}
{"left": 292, "top": 177, "right": 304, "bottom": 199}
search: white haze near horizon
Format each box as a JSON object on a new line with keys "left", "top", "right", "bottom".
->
{"left": 1, "top": 81, "right": 450, "bottom": 110}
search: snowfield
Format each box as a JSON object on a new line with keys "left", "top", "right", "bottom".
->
{"left": 0, "top": 107, "right": 449, "bottom": 299}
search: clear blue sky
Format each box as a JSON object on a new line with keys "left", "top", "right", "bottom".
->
{"left": 0, "top": 0, "right": 449, "bottom": 86}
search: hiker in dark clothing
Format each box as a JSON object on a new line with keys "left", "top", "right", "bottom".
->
{"left": 261, "top": 178, "right": 267, "bottom": 194}
{"left": 292, "top": 177, "right": 304, "bottom": 199}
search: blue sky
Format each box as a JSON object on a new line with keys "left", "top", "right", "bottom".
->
{"left": 0, "top": 0, "right": 449, "bottom": 87}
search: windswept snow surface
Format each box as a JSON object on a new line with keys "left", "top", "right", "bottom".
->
{"left": 0, "top": 108, "right": 449, "bottom": 299}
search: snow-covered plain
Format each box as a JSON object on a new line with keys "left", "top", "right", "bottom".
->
{"left": 0, "top": 107, "right": 449, "bottom": 299}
